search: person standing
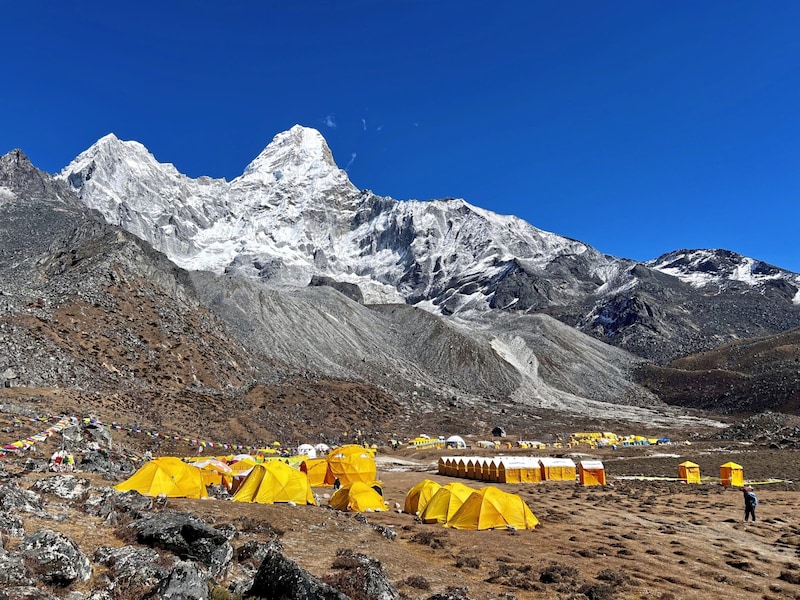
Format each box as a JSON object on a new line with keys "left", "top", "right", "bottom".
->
{"left": 743, "top": 485, "right": 758, "bottom": 522}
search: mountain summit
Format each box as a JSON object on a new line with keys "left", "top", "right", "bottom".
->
{"left": 58, "top": 126, "right": 800, "bottom": 364}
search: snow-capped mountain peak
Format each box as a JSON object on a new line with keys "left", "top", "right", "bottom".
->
{"left": 238, "top": 125, "right": 337, "bottom": 182}
{"left": 649, "top": 249, "right": 795, "bottom": 287}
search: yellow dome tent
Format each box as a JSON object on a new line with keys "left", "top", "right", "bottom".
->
{"left": 445, "top": 486, "right": 539, "bottom": 531}
{"left": 328, "top": 481, "right": 385, "bottom": 512}
{"left": 301, "top": 457, "right": 334, "bottom": 487}
{"left": 232, "top": 462, "right": 316, "bottom": 505}
{"left": 404, "top": 479, "right": 442, "bottom": 515}
{"left": 326, "top": 445, "right": 377, "bottom": 486}
{"left": 419, "top": 482, "right": 475, "bottom": 524}
{"left": 679, "top": 461, "right": 701, "bottom": 484}
{"left": 114, "top": 457, "right": 208, "bottom": 499}
{"left": 720, "top": 462, "right": 744, "bottom": 487}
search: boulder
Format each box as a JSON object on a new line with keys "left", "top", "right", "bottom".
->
{"left": 325, "top": 550, "right": 400, "bottom": 600}
{"left": 30, "top": 475, "right": 91, "bottom": 501}
{"left": 0, "top": 510, "right": 25, "bottom": 536}
{"left": 79, "top": 450, "right": 134, "bottom": 477}
{"left": 0, "top": 587, "right": 58, "bottom": 600}
{"left": 83, "top": 488, "right": 153, "bottom": 520}
{"left": 0, "top": 482, "right": 45, "bottom": 516}
{"left": 128, "top": 512, "right": 232, "bottom": 570}
{"left": 93, "top": 545, "right": 169, "bottom": 592}
{"left": 0, "top": 547, "right": 31, "bottom": 586}
{"left": 21, "top": 458, "right": 49, "bottom": 473}
{"left": 154, "top": 560, "right": 210, "bottom": 600}
{"left": 246, "top": 541, "right": 349, "bottom": 600}
{"left": 17, "top": 529, "right": 92, "bottom": 585}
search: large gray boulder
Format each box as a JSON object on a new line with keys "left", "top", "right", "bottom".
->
{"left": 30, "top": 474, "right": 91, "bottom": 501}
{"left": 17, "top": 529, "right": 92, "bottom": 585}
{"left": 83, "top": 488, "right": 153, "bottom": 520}
{"left": 246, "top": 541, "right": 349, "bottom": 600}
{"left": 0, "top": 510, "right": 25, "bottom": 537}
{"left": 0, "top": 547, "right": 31, "bottom": 586}
{"left": 93, "top": 545, "right": 170, "bottom": 593}
{"left": 127, "top": 512, "right": 233, "bottom": 572}
{"left": 0, "top": 482, "right": 45, "bottom": 516}
{"left": 154, "top": 560, "right": 210, "bottom": 600}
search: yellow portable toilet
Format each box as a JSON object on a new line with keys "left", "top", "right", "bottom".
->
{"left": 420, "top": 482, "right": 475, "bottom": 524}
{"left": 329, "top": 481, "right": 385, "bottom": 512}
{"left": 578, "top": 460, "right": 606, "bottom": 486}
{"left": 232, "top": 462, "right": 316, "bottom": 505}
{"left": 720, "top": 462, "right": 744, "bottom": 487}
{"left": 445, "top": 486, "right": 539, "bottom": 530}
{"left": 114, "top": 457, "right": 208, "bottom": 499}
{"left": 404, "top": 479, "right": 442, "bottom": 515}
{"left": 679, "top": 461, "right": 701, "bottom": 484}
{"left": 326, "top": 445, "right": 377, "bottom": 486}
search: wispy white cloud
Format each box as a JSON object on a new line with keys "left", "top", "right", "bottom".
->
{"left": 376, "top": 124, "right": 383, "bottom": 132}
{"left": 361, "top": 118, "right": 367, "bottom": 131}
{"left": 345, "top": 152, "right": 357, "bottom": 171}
{"left": 323, "top": 115, "right": 337, "bottom": 128}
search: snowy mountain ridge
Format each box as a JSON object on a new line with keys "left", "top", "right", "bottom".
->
{"left": 60, "top": 125, "right": 624, "bottom": 312}
{"left": 57, "top": 125, "right": 800, "bottom": 363}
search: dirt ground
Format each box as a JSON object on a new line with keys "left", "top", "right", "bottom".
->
{"left": 4, "top": 439, "right": 800, "bottom": 600}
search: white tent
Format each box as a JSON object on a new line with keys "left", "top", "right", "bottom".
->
{"left": 445, "top": 435, "right": 467, "bottom": 449}
{"left": 314, "top": 443, "right": 331, "bottom": 453}
{"left": 297, "top": 444, "right": 317, "bottom": 458}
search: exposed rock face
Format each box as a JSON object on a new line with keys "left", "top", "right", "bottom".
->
{"left": 128, "top": 512, "right": 233, "bottom": 572}
{"left": 17, "top": 529, "right": 92, "bottom": 585}
{"left": 247, "top": 541, "right": 350, "bottom": 600}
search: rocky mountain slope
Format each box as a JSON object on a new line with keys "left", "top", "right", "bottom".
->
{"left": 60, "top": 126, "right": 800, "bottom": 365}
{"left": 635, "top": 326, "right": 800, "bottom": 414}
{"left": 2, "top": 148, "right": 700, "bottom": 448}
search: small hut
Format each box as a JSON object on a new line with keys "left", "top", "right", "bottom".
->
{"left": 720, "top": 462, "right": 744, "bottom": 487}
{"left": 578, "top": 460, "right": 606, "bottom": 486}
{"left": 678, "top": 461, "right": 701, "bottom": 484}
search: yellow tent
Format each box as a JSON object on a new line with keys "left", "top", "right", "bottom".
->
{"left": 232, "top": 462, "right": 316, "bottom": 505}
{"left": 679, "top": 461, "right": 701, "bottom": 484}
{"left": 114, "top": 457, "right": 208, "bottom": 499}
{"left": 578, "top": 460, "right": 606, "bottom": 486}
{"left": 445, "top": 486, "right": 539, "bottom": 531}
{"left": 301, "top": 457, "right": 334, "bottom": 487}
{"left": 404, "top": 479, "right": 442, "bottom": 515}
{"left": 720, "top": 462, "right": 744, "bottom": 487}
{"left": 328, "top": 481, "right": 385, "bottom": 512}
{"left": 327, "top": 445, "right": 377, "bottom": 486}
{"left": 419, "top": 482, "right": 475, "bottom": 524}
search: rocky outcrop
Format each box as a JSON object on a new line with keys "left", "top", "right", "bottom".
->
{"left": 17, "top": 529, "right": 92, "bottom": 585}
{"left": 246, "top": 541, "right": 350, "bottom": 600}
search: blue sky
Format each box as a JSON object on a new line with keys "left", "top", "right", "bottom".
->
{"left": 3, "top": 1, "right": 799, "bottom": 272}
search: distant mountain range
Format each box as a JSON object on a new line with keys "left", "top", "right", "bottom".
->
{"left": 1, "top": 126, "right": 799, "bottom": 438}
